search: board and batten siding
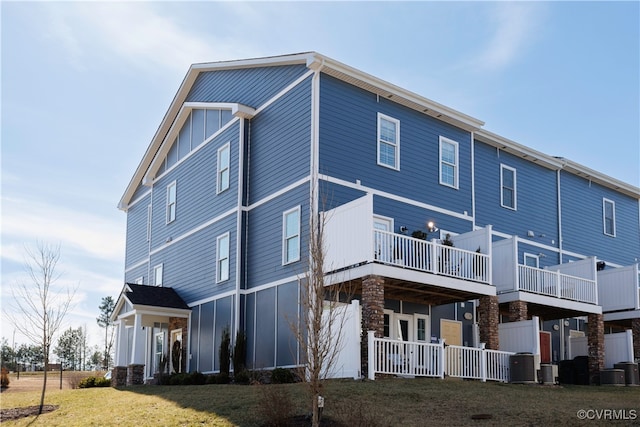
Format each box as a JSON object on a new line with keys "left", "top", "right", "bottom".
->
{"left": 150, "top": 124, "right": 240, "bottom": 252}
{"left": 186, "top": 65, "right": 310, "bottom": 107}
{"left": 150, "top": 213, "right": 237, "bottom": 304}
{"left": 560, "top": 171, "right": 640, "bottom": 265}
{"left": 474, "top": 141, "right": 559, "bottom": 245}
{"left": 125, "top": 192, "right": 151, "bottom": 268}
{"left": 318, "top": 74, "right": 473, "bottom": 215}
{"left": 247, "top": 76, "right": 312, "bottom": 204}
{"left": 246, "top": 184, "right": 309, "bottom": 289}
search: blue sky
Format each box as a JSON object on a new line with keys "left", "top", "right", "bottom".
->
{"left": 2, "top": 1, "right": 638, "bottom": 348}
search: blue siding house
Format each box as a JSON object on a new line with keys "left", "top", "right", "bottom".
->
{"left": 111, "top": 53, "right": 640, "bottom": 385}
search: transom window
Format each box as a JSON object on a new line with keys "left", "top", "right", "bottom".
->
{"left": 439, "top": 136, "right": 458, "bottom": 188}
{"left": 166, "top": 181, "right": 177, "bottom": 223}
{"left": 283, "top": 207, "right": 301, "bottom": 264}
{"left": 217, "top": 143, "right": 230, "bottom": 194}
{"left": 377, "top": 113, "right": 400, "bottom": 170}
{"left": 501, "top": 165, "right": 517, "bottom": 210}
{"left": 217, "top": 233, "right": 230, "bottom": 282}
{"left": 603, "top": 198, "right": 616, "bottom": 237}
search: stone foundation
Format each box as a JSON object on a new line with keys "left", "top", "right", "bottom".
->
{"left": 587, "top": 313, "right": 605, "bottom": 385}
{"left": 632, "top": 318, "right": 640, "bottom": 360}
{"left": 478, "top": 296, "right": 499, "bottom": 350}
{"left": 508, "top": 300, "right": 528, "bottom": 322}
{"left": 127, "top": 364, "right": 145, "bottom": 386}
{"left": 112, "top": 366, "right": 127, "bottom": 387}
{"left": 361, "top": 275, "right": 384, "bottom": 377}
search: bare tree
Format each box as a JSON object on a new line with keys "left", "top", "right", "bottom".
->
{"left": 292, "top": 190, "right": 355, "bottom": 427}
{"left": 7, "top": 242, "right": 76, "bottom": 414}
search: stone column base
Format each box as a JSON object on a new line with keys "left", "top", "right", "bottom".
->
{"left": 361, "top": 275, "right": 384, "bottom": 378}
{"left": 127, "top": 364, "right": 145, "bottom": 386}
{"left": 632, "top": 318, "right": 640, "bottom": 360}
{"left": 112, "top": 366, "right": 127, "bottom": 387}
{"left": 478, "top": 296, "right": 499, "bottom": 350}
{"left": 587, "top": 313, "right": 605, "bottom": 385}
{"left": 508, "top": 300, "right": 528, "bottom": 322}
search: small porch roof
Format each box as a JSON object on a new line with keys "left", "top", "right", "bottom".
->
{"left": 111, "top": 283, "right": 191, "bottom": 324}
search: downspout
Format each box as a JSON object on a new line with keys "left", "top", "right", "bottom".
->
{"left": 557, "top": 164, "right": 565, "bottom": 264}
{"left": 235, "top": 118, "right": 246, "bottom": 343}
{"left": 470, "top": 132, "right": 476, "bottom": 229}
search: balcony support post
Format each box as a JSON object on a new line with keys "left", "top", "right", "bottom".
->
{"left": 587, "top": 313, "right": 605, "bottom": 385}
{"left": 632, "top": 318, "right": 640, "bottom": 360}
{"left": 361, "top": 275, "right": 385, "bottom": 379}
{"left": 478, "top": 296, "right": 499, "bottom": 350}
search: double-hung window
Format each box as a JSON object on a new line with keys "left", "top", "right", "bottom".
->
{"left": 217, "top": 143, "right": 230, "bottom": 193}
{"left": 153, "top": 264, "right": 163, "bottom": 286}
{"left": 439, "top": 137, "right": 458, "bottom": 188}
{"left": 603, "top": 198, "right": 616, "bottom": 237}
{"left": 500, "top": 165, "right": 517, "bottom": 210}
{"left": 166, "top": 181, "right": 177, "bottom": 223}
{"left": 283, "top": 207, "right": 301, "bottom": 264}
{"left": 217, "top": 233, "right": 230, "bottom": 282}
{"left": 377, "top": 113, "right": 400, "bottom": 170}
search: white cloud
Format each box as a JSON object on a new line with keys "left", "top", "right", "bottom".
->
{"left": 43, "top": 2, "right": 257, "bottom": 74}
{"left": 473, "top": 3, "right": 546, "bottom": 71}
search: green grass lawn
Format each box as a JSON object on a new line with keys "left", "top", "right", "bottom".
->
{"left": 1, "top": 375, "right": 639, "bottom": 426}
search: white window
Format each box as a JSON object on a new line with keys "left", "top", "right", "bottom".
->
{"left": 377, "top": 113, "right": 400, "bottom": 170}
{"left": 153, "top": 264, "right": 163, "bottom": 286}
{"left": 217, "top": 143, "right": 230, "bottom": 194}
{"left": 134, "top": 277, "right": 144, "bottom": 285}
{"left": 154, "top": 332, "right": 165, "bottom": 374}
{"left": 283, "top": 206, "right": 301, "bottom": 264}
{"left": 217, "top": 233, "right": 230, "bottom": 283}
{"left": 500, "top": 165, "right": 517, "bottom": 210}
{"left": 166, "top": 181, "right": 177, "bottom": 223}
{"left": 524, "top": 253, "right": 539, "bottom": 268}
{"left": 439, "top": 136, "right": 458, "bottom": 188}
{"left": 603, "top": 198, "right": 616, "bottom": 237}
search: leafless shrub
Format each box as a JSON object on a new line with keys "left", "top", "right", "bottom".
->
{"left": 256, "top": 385, "right": 295, "bottom": 427}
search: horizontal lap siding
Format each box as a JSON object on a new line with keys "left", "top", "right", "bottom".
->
{"left": 319, "top": 179, "right": 368, "bottom": 211}
{"left": 319, "top": 74, "right": 472, "bottom": 215}
{"left": 186, "top": 65, "right": 309, "bottom": 107}
{"left": 560, "top": 171, "right": 640, "bottom": 265}
{"left": 373, "top": 195, "right": 472, "bottom": 236}
{"left": 151, "top": 125, "right": 239, "bottom": 251}
{"left": 246, "top": 184, "right": 309, "bottom": 289}
{"left": 124, "top": 263, "right": 148, "bottom": 285}
{"left": 125, "top": 193, "right": 151, "bottom": 267}
{"left": 248, "top": 77, "right": 312, "bottom": 204}
{"left": 474, "top": 141, "right": 559, "bottom": 245}
{"left": 151, "top": 214, "right": 237, "bottom": 303}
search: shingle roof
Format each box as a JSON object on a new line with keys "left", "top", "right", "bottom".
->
{"left": 124, "top": 284, "right": 190, "bottom": 310}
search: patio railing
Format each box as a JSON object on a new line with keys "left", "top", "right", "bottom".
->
{"left": 367, "top": 332, "right": 513, "bottom": 382}
{"left": 374, "top": 230, "right": 491, "bottom": 284}
{"left": 517, "top": 265, "right": 597, "bottom": 304}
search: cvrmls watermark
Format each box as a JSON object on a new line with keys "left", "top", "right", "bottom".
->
{"left": 576, "top": 409, "right": 637, "bottom": 421}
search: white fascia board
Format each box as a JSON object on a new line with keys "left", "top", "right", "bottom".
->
{"left": 560, "top": 158, "right": 640, "bottom": 199}
{"left": 475, "top": 129, "right": 565, "bottom": 170}
{"left": 313, "top": 53, "right": 485, "bottom": 131}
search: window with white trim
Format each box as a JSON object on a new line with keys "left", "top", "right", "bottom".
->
{"left": 524, "top": 253, "right": 539, "bottom": 268}
{"left": 166, "top": 181, "right": 177, "bottom": 223}
{"left": 377, "top": 113, "right": 400, "bottom": 170}
{"left": 153, "top": 264, "right": 163, "bottom": 286}
{"left": 603, "top": 198, "right": 616, "bottom": 237}
{"left": 500, "top": 165, "right": 517, "bottom": 210}
{"left": 217, "top": 143, "right": 230, "bottom": 193}
{"left": 283, "top": 206, "right": 301, "bottom": 264}
{"left": 439, "top": 137, "right": 458, "bottom": 188}
{"left": 134, "top": 277, "right": 144, "bottom": 285}
{"left": 217, "top": 233, "right": 230, "bottom": 283}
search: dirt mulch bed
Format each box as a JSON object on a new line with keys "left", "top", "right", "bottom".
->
{"left": 0, "top": 405, "right": 59, "bottom": 422}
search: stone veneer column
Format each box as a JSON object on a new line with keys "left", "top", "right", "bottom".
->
{"left": 587, "top": 313, "right": 605, "bottom": 385}
{"left": 169, "top": 317, "right": 189, "bottom": 373}
{"left": 112, "top": 366, "right": 127, "bottom": 387}
{"left": 361, "top": 275, "right": 384, "bottom": 378}
{"left": 508, "top": 300, "right": 528, "bottom": 322}
{"left": 127, "top": 364, "right": 145, "bottom": 386}
{"left": 632, "top": 318, "right": 640, "bottom": 360}
{"left": 478, "top": 296, "right": 499, "bottom": 350}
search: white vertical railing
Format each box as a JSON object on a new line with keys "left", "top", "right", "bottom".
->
{"left": 517, "top": 265, "right": 596, "bottom": 304}
{"left": 368, "top": 332, "right": 513, "bottom": 382}
{"left": 373, "top": 230, "right": 490, "bottom": 284}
